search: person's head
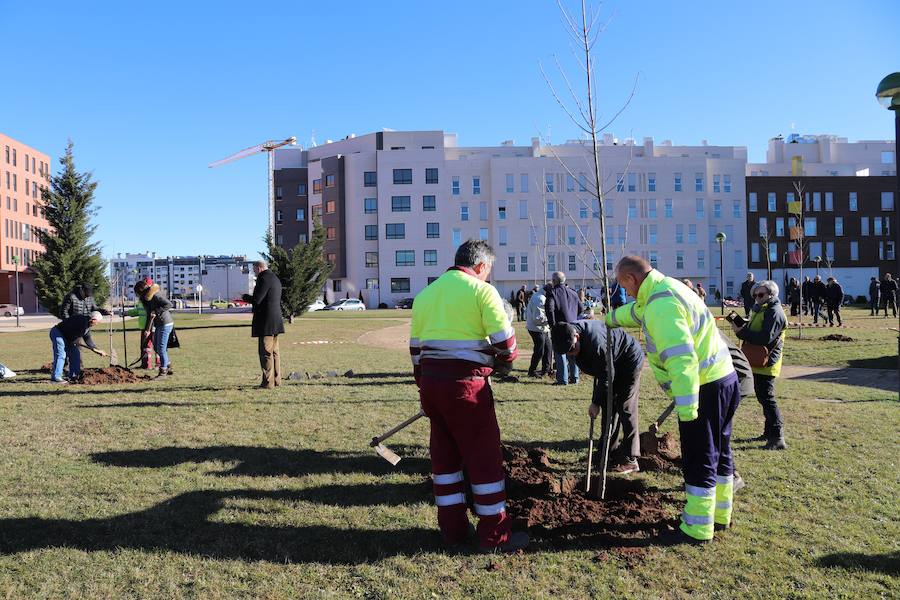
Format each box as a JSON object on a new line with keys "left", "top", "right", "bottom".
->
{"left": 615, "top": 255, "right": 652, "bottom": 298}
{"left": 551, "top": 271, "right": 566, "bottom": 287}
{"left": 746, "top": 273, "right": 755, "bottom": 281}
{"left": 814, "top": 275, "right": 821, "bottom": 283}
{"left": 872, "top": 277, "right": 877, "bottom": 282}
{"left": 551, "top": 323, "right": 580, "bottom": 357}
{"left": 790, "top": 278, "right": 798, "bottom": 285}
{"left": 827, "top": 277, "right": 835, "bottom": 284}
{"left": 80, "top": 283, "right": 93, "bottom": 298}
{"left": 533, "top": 285, "right": 539, "bottom": 292}
{"left": 697, "top": 282, "right": 704, "bottom": 288}
{"left": 88, "top": 310, "right": 103, "bottom": 326}
{"left": 134, "top": 280, "right": 149, "bottom": 296}
{"left": 252, "top": 260, "right": 268, "bottom": 276}
{"left": 886, "top": 273, "right": 893, "bottom": 281}
{"left": 454, "top": 239, "right": 495, "bottom": 282}
{"left": 753, "top": 280, "right": 779, "bottom": 305}
{"left": 804, "top": 276, "right": 811, "bottom": 282}
{"left": 73, "top": 284, "right": 86, "bottom": 300}
{"left": 681, "top": 278, "right": 694, "bottom": 290}
{"left": 582, "top": 307, "right": 595, "bottom": 320}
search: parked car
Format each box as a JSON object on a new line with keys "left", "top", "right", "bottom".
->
{"left": 0, "top": 304, "right": 23, "bottom": 317}
{"left": 323, "top": 298, "right": 366, "bottom": 311}
{"left": 209, "top": 299, "right": 233, "bottom": 309}
{"left": 231, "top": 298, "right": 249, "bottom": 307}
{"left": 307, "top": 299, "right": 326, "bottom": 312}
{"left": 395, "top": 298, "right": 414, "bottom": 309}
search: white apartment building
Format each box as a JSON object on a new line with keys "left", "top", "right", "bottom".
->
{"left": 748, "top": 133, "right": 896, "bottom": 177}
{"left": 110, "top": 253, "right": 254, "bottom": 302}
{"left": 274, "top": 130, "right": 749, "bottom": 306}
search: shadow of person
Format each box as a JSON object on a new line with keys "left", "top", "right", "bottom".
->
{"left": 815, "top": 550, "right": 900, "bottom": 575}
{"left": 90, "top": 445, "right": 430, "bottom": 478}
{"left": 0, "top": 488, "right": 439, "bottom": 564}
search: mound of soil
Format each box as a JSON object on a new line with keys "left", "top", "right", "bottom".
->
{"left": 821, "top": 334, "right": 854, "bottom": 342}
{"left": 638, "top": 431, "right": 682, "bottom": 473}
{"left": 503, "top": 443, "right": 680, "bottom": 556}
{"left": 75, "top": 366, "right": 141, "bottom": 385}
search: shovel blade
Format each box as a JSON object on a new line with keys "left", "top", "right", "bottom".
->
{"left": 374, "top": 443, "right": 402, "bottom": 466}
{"left": 109, "top": 349, "right": 120, "bottom": 367}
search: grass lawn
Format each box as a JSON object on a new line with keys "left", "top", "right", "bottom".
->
{"left": 0, "top": 308, "right": 897, "bottom": 599}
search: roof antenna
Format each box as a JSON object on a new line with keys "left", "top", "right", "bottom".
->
{"left": 310, "top": 130, "right": 318, "bottom": 148}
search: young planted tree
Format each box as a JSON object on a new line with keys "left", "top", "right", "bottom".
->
{"left": 262, "top": 218, "right": 332, "bottom": 323}
{"left": 32, "top": 142, "right": 109, "bottom": 317}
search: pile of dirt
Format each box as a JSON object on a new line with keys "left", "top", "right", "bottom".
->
{"left": 821, "top": 334, "right": 855, "bottom": 342}
{"left": 638, "top": 431, "right": 682, "bottom": 473}
{"left": 75, "top": 366, "right": 142, "bottom": 385}
{"left": 503, "top": 444, "right": 680, "bottom": 555}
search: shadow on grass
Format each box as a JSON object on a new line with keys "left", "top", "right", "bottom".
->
{"left": 76, "top": 396, "right": 417, "bottom": 408}
{"left": 0, "top": 488, "right": 438, "bottom": 564}
{"left": 846, "top": 356, "right": 899, "bottom": 370}
{"left": 815, "top": 550, "right": 900, "bottom": 575}
{"left": 790, "top": 367, "right": 898, "bottom": 393}
{"left": 91, "top": 445, "right": 430, "bottom": 478}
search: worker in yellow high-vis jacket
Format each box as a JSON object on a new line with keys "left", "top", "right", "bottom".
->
{"left": 606, "top": 256, "right": 741, "bottom": 544}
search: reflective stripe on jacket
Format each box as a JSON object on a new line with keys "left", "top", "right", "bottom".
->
{"left": 410, "top": 267, "right": 517, "bottom": 376}
{"left": 605, "top": 269, "right": 734, "bottom": 421}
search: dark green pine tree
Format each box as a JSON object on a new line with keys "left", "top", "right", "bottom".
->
{"left": 31, "top": 142, "right": 109, "bottom": 317}
{"left": 262, "top": 217, "right": 332, "bottom": 323}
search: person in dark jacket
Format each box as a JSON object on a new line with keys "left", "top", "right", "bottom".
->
{"left": 135, "top": 280, "right": 175, "bottom": 378}
{"left": 551, "top": 321, "right": 644, "bottom": 473}
{"left": 824, "top": 277, "right": 844, "bottom": 327}
{"left": 60, "top": 283, "right": 108, "bottom": 319}
{"left": 809, "top": 275, "right": 827, "bottom": 324}
{"left": 801, "top": 276, "right": 812, "bottom": 315}
{"left": 787, "top": 278, "right": 801, "bottom": 316}
{"left": 869, "top": 277, "right": 881, "bottom": 316}
{"left": 48, "top": 311, "right": 107, "bottom": 382}
{"left": 739, "top": 273, "right": 756, "bottom": 317}
{"left": 515, "top": 285, "right": 527, "bottom": 321}
{"left": 544, "top": 271, "right": 582, "bottom": 385}
{"left": 880, "top": 273, "right": 898, "bottom": 318}
{"left": 243, "top": 260, "right": 285, "bottom": 389}
{"left": 733, "top": 280, "right": 787, "bottom": 450}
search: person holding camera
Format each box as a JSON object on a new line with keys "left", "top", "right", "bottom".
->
{"left": 730, "top": 280, "right": 787, "bottom": 450}
{"left": 409, "top": 239, "right": 528, "bottom": 553}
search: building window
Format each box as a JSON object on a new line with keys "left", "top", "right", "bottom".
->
{"left": 579, "top": 201, "right": 589, "bottom": 219}
{"left": 545, "top": 173, "right": 554, "bottom": 193}
{"left": 364, "top": 197, "right": 377, "bottom": 214}
{"left": 616, "top": 173, "right": 624, "bottom": 192}
{"left": 676, "top": 251, "right": 684, "bottom": 270}
{"left": 648, "top": 172, "right": 656, "bottom": 192}
{"left": 365, "top": 252, "right": 378, "bottom": 268}
{"left": 328, "top": 254, "right": 337, "bottom": 268}
{"left": 566, "top": 174, "right": 575, "bottom": 192}
{"left": 386, "top": 223, "right": 405, "bottom": 239}
{"left": 275, "top": 209, "right": 283, "bottom": 223}
{"left": 479, "top": 201, "right": 488, "bottom": 221}
{"left": 498, "top": 202, "right": 507, "bottom": 220}
{"left": 568, "top": 254, "right": 577, "bottom": 271}
{"left": 874, "top": 217, "right": 883, "bottom": 236}
{"left": 628, "top": 198, "right": 637, "bottom": 218}
{"left": 426, "top": 222, "right": 440, "bottom": 238}
{"left": 520, "top": 254, "right": 528, "bottom": 271}
{"left": 520, "top": 173, "right": 529, "bottom": 193}
{"left": 775, "top": 218, "right": 784, "bottom": 237}
{"left": 674, "top": 173, "right": 682, "bottom": 192}
{"left": 508, "top": 255, "right": 516, "bottom": 272}
{"left": 390, "top": 278, "right": 410, "bottom": 294}
{"left": 676, "top": 224, "right": 684, "bottom": 244}
{"left": 804, "top": 217, "right": 817, "bottom": 237}
{"left": 825, "top": 241, "right": 835, "bottom": 261}
{"left": 767, "top": 192, "right": 776, "bottom": 212}
{"left": 313, "top": 179, "right": 322, "bottom": 194}
{"left": 627, "top": 172, "right": 636, "bottom": 192}
{"left": 365, "top": 225, "right": 377, "bottom": 240}
{"left": 713, "top": 175, "right": 721, "bottom": 194}
{"left": 393, "top": 169, "right": 412, "bottom": 185}
{"left": 461, "top": 203, "right": 469, "bottom": 221}
{"left": 695, "top": 198, "right": 704, "bottom": 219}
{"left": 758, "top": 217, "right": 768, "bottom": 236}
{"left": 325, "top": 174, "right": 335, "bottom": 188}
{"left": 748, "top": 192, "right": 757, "bottom": 212}
{"left": 649, "top": 224, "right": 657, "bottom": 244}
{"left": 882, "top": 151, "right": 895, "bottom": 164}
{"left": 882, "top": 192, "right": 895, "bottom": 211}
{"left": 695, "top": 173, "right": 703, "bottom": 192}
{"left": 649, "top": 251, "right": 658, "bottom": 268}
{"left": 452, "top": 176, "right": 460, "bottom": 195}
{"left": 768, "top": 244, "right": 778, "bottom": 263}
{"left": 299, "top": 233, "right": 308, "bottom": 243}
{"left": 567, "top": 225, "right": 577, "bottom": 245}
{"left": 275, "top": 186, "right": 283, "bottom": 200}
{"left": 364, "top": 171, "right": 377, "bottom": 187}
{"left": 812, "top": 192, "right": 822, "bottom": 211}
{"left": 861, "top": 216, "right": 869, "bottom": 236}
{"left": 548, "top": 254, "right": 556, "bottom": 272}
{"left": 835, "top": 217, "right": 844, "bottom": 236}
{"left": 473, "top": 176, "right": 481, "bottom": 195}
{"left": 452, "top": 228, "right": 461, "bottom": 247}
{"left": 391, "top": 196, "right": 411, "bottom": 212}
{"left": 423, "top": 195, "right": 436, "bottom": 211}
{"left": 519, "top": 199, "right": 528, "bottom": 219}
{"left": 713, "top": 201, "right": 722, "bottom": 218}
{"left": 499, "top": 226, "right": 508, "bottom": 246}
{"left": 849, "top": 192, "right": 858, "bottom": 211}
{"left": 424, "top": 249, "right": 438, "bottom": 266}
{"left": 731, "top": 200, "right": 740, "bottom": 219}
{"left": 546, "top": 201, "right": 556, "bottom": 219}
{"left": 297, "top": 183, "right": 307, "bottom": 195}
{"left": 479, "top": 228, "right": 488, "bottom": 241}
{"left": 366, "top": 278, "right": 379, "bottom": 289}
{"left": 849, "top": 240, "right": 859, "bottom": 261}
{"left": 326, "top": 200, "right": 336, "bottom": 213}
{"left": 664, "top": 198, "right": 673, "bottom": 218}
{"left": 395, "top": 250, "right": 415, "bottom": 266}
{"left": 326, "top": 227, "right": 336, "bottom": 240}
{"left": 506, "top": 173, "right": 514, "bottom": 193}
{"left": 824, "top": 192, "right": 833, "bottom": 211}
{"left": 887, "top": 242, "right": 896, "bottom": 261}
{"left": 724, "top": 175, "right": 731, "bottom": 193}
{"left": 425, "top": 168, "right": 439, "bottom": 184}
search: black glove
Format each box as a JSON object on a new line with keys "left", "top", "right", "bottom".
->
{"left": 493, "top": 360, "right": 513, "bottom": 377}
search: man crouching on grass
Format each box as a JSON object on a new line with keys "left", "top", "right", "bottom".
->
{"left": 48, "top": 310, "right": 107, "bottom": 383}
{"left": 550, "top": 320, "right": 644, "bottom": 474}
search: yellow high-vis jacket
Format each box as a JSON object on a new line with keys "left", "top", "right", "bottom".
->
{"left": 605, "top": 270, "right": 734, "bottom": 421}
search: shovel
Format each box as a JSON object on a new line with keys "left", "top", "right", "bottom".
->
{"left": 648, "top": 401, "right": 676, "bottom": 435}
{"left": 77, "top": 343, "right": 119, "bottom": 366}
{"left": 584, "top": 416, "right": 595, "bottom": 493}
{"left": 370, "top": 409, "right": 425, "bottom": 465}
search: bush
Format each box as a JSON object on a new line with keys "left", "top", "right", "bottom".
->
{"left": 378, "top": 302, "right": 388, "bottom": 309}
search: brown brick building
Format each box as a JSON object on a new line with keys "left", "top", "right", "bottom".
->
{"left": 745, "top": 175, "right": 897, "bottom": 298}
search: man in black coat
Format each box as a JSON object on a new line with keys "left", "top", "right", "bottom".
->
{"left": 545, "top": 271, "right": 582, "bottom": 385}
{"left": 243, "top": 260, "right": 285, "bottom": 388}
{"left": 881, "top": 273, "right": 898, "bottom": 318}
{"left": 801, "top": 276, "right": 812, "bottom": 315}
{"left": 824, "top": 277, "right": 844, "bottom": 327}
{"left": 869, "top": 277, "right": 881, "bottom": 316}
{"left": 740, "top": 273, "right": 756, "bottom": 317}
{"left": 809, "top": 276, "right": 827, "bottom": 324}
{"left": 551, "top": 321, "right": 644, "bottom": 473}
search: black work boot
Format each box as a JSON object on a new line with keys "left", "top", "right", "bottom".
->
{"left": 764, "top": 427, "right": 787, "bottom": 450}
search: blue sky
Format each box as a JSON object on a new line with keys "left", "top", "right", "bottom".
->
{"left": 1, "top": 0, "right": 897, "bottom": 258}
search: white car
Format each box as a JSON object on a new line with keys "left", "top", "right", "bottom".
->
{"left": 307, "top": 299, "right": 326, "bottom": 312}
{"left": 323, "top": 298, "right": 366, "bottom": 311}
{"left": 0, "top": 304, "right": 24, "bottom": 317}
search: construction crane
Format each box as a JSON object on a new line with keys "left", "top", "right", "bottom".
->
{"left": 208, "top": 136, "right": 297, "bottom": 238}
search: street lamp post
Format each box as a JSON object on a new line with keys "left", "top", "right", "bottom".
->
{"left": 196, "top": 284, "right": 203, "bottom": 315}
{"left": 11, "top": 255, "right": 20, "bottom": 328}
{"left": 716, "top": 232, "right": 727, "bottom": 315}
{"left": 814, "top": 255, "right": 822, "bottom": 278}
{"left": 876, "top": 72, "right": 900, "bottom": 377}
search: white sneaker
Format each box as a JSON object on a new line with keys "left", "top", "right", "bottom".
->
{"left": 0, "top": 365, "right": 16, "bottom": 379}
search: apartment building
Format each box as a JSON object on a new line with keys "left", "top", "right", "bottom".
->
{"left": 110, "top": 253, "right": 254, "bottom": 302}
{"left": 744, "top": 134, "right": 897, "bottom": 298}
{"left": 0, "top": 133, "right": 51, "bottom": 312}
{"left": 274, "top": 130, "right": 749, "bottom": 306}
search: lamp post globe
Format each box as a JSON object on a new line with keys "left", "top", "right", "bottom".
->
{"left": 814, "top": 255, "right": 822, "bottom": 278}
{"left": 715, "top": 232, "right": 726, "bottom": 315}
